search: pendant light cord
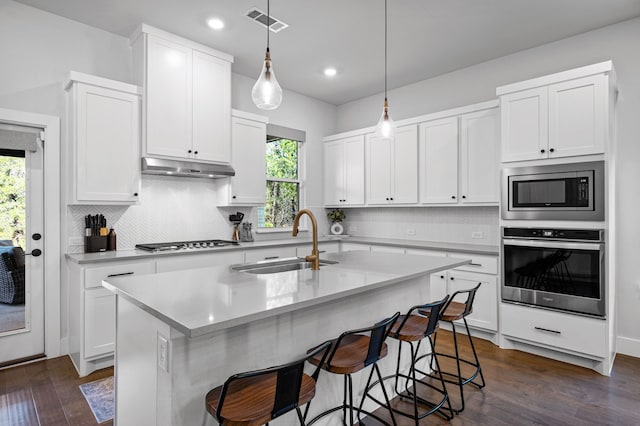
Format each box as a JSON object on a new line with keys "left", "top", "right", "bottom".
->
{"left": 267, "top": 0, "right": 270, "bottom": 51}
{"left": 384, "top": 0, "right": 388, "bottom": 99}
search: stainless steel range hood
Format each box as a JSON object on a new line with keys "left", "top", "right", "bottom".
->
{"left": 141, "top": 157, "right": 235, "bottom": 179}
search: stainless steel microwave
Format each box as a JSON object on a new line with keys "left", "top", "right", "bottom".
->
{"left": 501, "top": 161, "right": 604, "bottom": 220}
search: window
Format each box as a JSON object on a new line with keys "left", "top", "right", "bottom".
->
{"left": 258, "top": 137, "right": 302, "bottom": 229}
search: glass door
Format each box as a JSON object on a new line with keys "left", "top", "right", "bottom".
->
{"left": 0, "top": 124, "right": 45, "bottom": 366}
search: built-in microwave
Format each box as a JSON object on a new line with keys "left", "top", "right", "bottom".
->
{"left": 501, "top": 161, "right": 604, "bottom": 221}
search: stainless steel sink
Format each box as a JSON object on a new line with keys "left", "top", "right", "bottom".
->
{"left": 231, "top": 257, "right": 338, "bottom": 274}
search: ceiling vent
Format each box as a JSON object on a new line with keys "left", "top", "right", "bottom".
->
{"left": 246, "top": 8, "right": 288, "bottom": 33}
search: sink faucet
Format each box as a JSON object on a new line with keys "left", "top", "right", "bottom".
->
{"left": 292, "top": 209, "right": 320, "bottom": 270}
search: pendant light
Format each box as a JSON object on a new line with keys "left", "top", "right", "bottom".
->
{"left": 252, "top": 0, "right": 283, "bottom": 110}
{"left": 375, "top": 0, "right": 395, "bottom": 140}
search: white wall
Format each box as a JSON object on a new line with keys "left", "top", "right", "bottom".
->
{"left": 337, "top": 17, "right": 640, "bottom": 355}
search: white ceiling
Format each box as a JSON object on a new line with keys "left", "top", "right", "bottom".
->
{"left": 14, "top": 0, "right": 640, "bottom": 105}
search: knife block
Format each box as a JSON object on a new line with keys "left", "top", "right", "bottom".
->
{"left": 85, "top": 236, "right": 108, "bottom": 253}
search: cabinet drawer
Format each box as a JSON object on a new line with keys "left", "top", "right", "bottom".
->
{"left": 84, "top": 261, "right": 155, "bottom": 289}
{"left": 244, "top": 246, "right": 297, "bottom": 263}
{"left": 501, "top": 303, "right": 606, "bottom": 358}
{"left": 447, "top": 252, "right": 497, "bottom": 275}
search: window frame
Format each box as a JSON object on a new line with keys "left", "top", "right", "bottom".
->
{"left": 257, "top": 137, "right": 306, "bottom": 233}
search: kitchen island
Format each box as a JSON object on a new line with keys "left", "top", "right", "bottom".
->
{"left": 103, "top": 250, "right": 469, "bottom": 425}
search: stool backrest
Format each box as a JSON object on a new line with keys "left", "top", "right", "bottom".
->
{"left": 327, "top": 312, "right": 400, "bottom": 368}
{"left": 396, "top": 295, "right": 449, "bottom": 338}
{"left": 446, "top": 282, "right": 482, "bottom": 317}
{"left": 216, "top": 341, "right": 331, "bottom": 423}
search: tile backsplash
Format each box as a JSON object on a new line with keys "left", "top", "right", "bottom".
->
{"left": 340, "top": 206, "right": 499, "bottom": 245}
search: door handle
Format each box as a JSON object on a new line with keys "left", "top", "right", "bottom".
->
{"left": 25, "top": 249, "right": 42, "bottom": 257}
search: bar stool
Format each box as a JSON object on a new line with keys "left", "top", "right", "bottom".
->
{"left": 365, "top": 296, "right": 453, "bottom": 424}
{"left": 417, "top": 282, "right": 486, "bottom": 414}
{"left": 304, "top": 312, "right": 400, "bottom": 426}
{"left": 205, "top": 341, "right": 331, "bottom": 425}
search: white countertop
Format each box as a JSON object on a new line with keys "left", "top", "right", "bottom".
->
{"left": 103, "top": 251, "right": 469, "bottom": 338}
{"left": 66, "top": 236, "right": 497, "bottom": 264}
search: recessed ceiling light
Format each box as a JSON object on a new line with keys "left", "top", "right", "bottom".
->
{"left": 324, "top": 67, "right": 337, "bottom": 77}
{"left": 207, "top": 18, "right": 225, "bottom": 30}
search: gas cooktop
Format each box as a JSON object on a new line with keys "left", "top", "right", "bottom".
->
{"left": 135, "top": 240, "right": 240, "bottom": 252}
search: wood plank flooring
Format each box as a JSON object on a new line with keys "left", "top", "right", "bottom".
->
{"left": 0, "top": 331, "right": 639, "bottom": 425}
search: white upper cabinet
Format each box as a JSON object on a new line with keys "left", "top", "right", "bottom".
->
{"left": 460, "top": 108, "right": 500, "bottom": 203}
{"left": 131, "top": 25, "right": 233, "bottom": 164}
{"left": 498, "top": 61, "right": 614, "bottom": 162}
{"left": 548, "top": 74, "right": 605, "bottom": 158}
{"left": 224, "top": 111, "right": 268, "bottom": 205}
{"left": 323, "top": 135, "right": 365, "bottom": 206}
{"left": 419, "top": 117, "right": 459, "bottom": 204}
{"left": 66, "top": 72, "right": 141, "bottom": 205}
{"left": 366, "top": 125, "right": 418, "bottom": 205}
{"left": 500, "top": 87, "right": 548, "bottom": 162}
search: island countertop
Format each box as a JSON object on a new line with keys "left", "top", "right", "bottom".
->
{"left": 103, "top": 251, "right": 469, "bottom": 338}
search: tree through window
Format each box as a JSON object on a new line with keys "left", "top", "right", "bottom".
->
{"left": 258, "top": 138, "right": 301, "bottom": 228}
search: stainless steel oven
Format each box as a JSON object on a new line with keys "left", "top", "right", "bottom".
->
{"left": 502, "top": 227, "right": 605, "bottom": 318}
{"left": 501, "top": 161, "right": 604, "bottom": 220}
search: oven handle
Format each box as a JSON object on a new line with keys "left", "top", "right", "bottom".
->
{"left": 502, "top": 239, "right": 604, "bottom": 252}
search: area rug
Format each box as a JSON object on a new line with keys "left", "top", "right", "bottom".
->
{"left": 79, "top": 376, "right": 114, "bottom": 423}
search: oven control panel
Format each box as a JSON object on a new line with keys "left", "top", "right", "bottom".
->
{"left": 503, "top": 227, "right": 603, "bottom": 242}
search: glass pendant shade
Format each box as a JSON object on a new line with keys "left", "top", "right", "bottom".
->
{"left": 252, "top": 49, "right": 283, "bottom": 110}
{"left": 375, "top": 98, "right": 396, "bottom": 140}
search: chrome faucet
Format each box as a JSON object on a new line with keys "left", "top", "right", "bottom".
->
{"left": 292, "top": 209, "right": 320, "bottom": 270}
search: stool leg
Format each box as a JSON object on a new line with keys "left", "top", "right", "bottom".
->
{"left": 451, "top": 321, "right": 466, "bottom": 414}
{"left": 296, "top": 407, "right": 305, "bottom": 425}
{"left": 464, "top": 317, "right": 486, "bottom": 388}
{"left": 347, "top": 374, "right": 354, "bottom": 426}
{"left": 428, "top": 335, "right": 454, "bottom": 420}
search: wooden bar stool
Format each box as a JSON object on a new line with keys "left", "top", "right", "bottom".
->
{"left": 205, "top": 341, "right": 331, "bottom": 425}
{"left": 417, "top": 282, "right": 486, "bottom": 414}
{"left": 365, "top": 296, "right": 454, "bottom": 424}
{"left": 304, "top": 312, "right": 400, "bottom": 426}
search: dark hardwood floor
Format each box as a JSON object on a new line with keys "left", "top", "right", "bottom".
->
{"left": 0, "top": 356, "right": 113, "bottom": 426}
{"left": 0, "top": 331, "right": 639, "bottom": 425}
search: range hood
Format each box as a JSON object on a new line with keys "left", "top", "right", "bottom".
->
{"left": 141, "top": 157, "right": 235, "bottom": 179}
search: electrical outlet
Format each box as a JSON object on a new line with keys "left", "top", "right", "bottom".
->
{"left": 158, "top": 333, "right": 169, "bottom": 372}
{"left": 69, "top": 237, "right": 83, "bottom": 246}
{"left": 472, "top": 231, "right": 484, "bottom": 239}
{"left": 406, "top": 226, "right": 416, "bottom": 236}
{"left": 349, "top": 225, "right": 358, "bottom": 233}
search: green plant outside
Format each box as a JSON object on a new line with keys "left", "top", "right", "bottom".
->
{"left": 0, "top": 156, "right": 25, "bottom": 247}
{"left": 262, "top": 139, "right": 299, "bottom": 228}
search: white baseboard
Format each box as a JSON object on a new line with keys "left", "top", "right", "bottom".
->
{"left": 616, "top": 336, "right": 640, "bottom": 358}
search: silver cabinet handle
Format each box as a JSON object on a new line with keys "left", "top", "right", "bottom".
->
{"left": 469, "top": 262, "right": 482, "bottom": 266}
{"left": 107, "top": 272, "right": 134, "bottom": 278}
{"left": 534, "top": 326, "right": 561, "bottom": 335}
{"left": 264, "top": 256, "right": 280, "bottom": 260}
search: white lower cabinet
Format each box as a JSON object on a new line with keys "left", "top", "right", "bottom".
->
{"left": 501, "top": 303, "right": 606, "bottom": 358}
{"left": 84, "top": 288, "right": 116, "bottom": 358}
{"left": 68, "top": 259, "right": 155, "bottom": 377}
{"left": 448, "top": 270, "right": 498, "bottom": 332}
{"left": 244, "top": 246, "right": 298, "bottom": 263}
{"left": 156, "top": 251, "right": 244, "bottom": 273}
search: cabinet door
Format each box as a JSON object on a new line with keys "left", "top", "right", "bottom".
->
{"left": 460, "top": 108, "right": 499, "bottom": 204}
{"left": 84, "top": 287, "right": 116, "bottom": 358}
{"left": 323, "top": 140, "right": 345, "bottom": 206}
{"left": 343, "top": 135, "right": 365, "bottom": 205}
{"left": 366, "top": 133, "right": 392, "bottom": 205}
{"left": 420, "top": 117, "right": 459, "bottom": 204}
{"left": 429, "top": 273, "right": 448, "bottom": 304}
{"left": 229, "top": 116, "right": 266, "bottom": 204}
{"left": 192, "top": 50, "right": 232, "bottom": 163}
{"left": 146, "top": 35, "right": 193, "bottom": 159}
{"left": 448, "top": 271, "right": 497, "bottom": 332}
{"left": 75, "top": 84, "right": 140, "bottom": 203}
{"left": 391, "top": 125, "right": 418, "bottom": 204}
{"left": 500, "top": 87, "right": 548, "bottom": 162}
{"left": 548, "top": 74, "right": 605, "bottom": 158}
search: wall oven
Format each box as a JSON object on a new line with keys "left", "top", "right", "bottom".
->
{"left": 501, "top": 161, "right": 604, "bottom": 220}
{"left": 502, "top": 227, "right": 605, "bottom": 318}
